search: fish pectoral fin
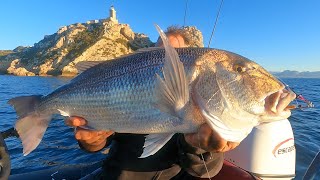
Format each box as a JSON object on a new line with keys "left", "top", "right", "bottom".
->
{"left": 139, "top": 133, "right": 175, "bottom": 158}
{"left": 136, "top": 47, "right": 163, "bottom": 53}
{"left": 154, "top": 25, "right": 189, "bottom": 117}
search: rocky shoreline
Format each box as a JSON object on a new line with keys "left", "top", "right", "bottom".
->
{"left": 0, "top": 19, "right": 153, "bottom": 77}
{"left": 0, "top": 11, "right": 203, "bottom": 77}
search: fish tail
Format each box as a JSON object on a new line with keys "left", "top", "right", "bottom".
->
{"left": 8, "top": 95, "right": 51, "bottom": 156}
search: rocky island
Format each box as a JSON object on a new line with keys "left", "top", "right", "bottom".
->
{"left": 0, "top": 6, "right": 203, "bottom": 77}
{"left": 0, "top": 6, "right": 154, "bottom": 76}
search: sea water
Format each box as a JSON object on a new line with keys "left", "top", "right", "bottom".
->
{"left": 0, "top": 75, "right": 319, "bottom": 179}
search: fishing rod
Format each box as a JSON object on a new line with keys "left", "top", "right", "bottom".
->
{"left": 207, "top": 0, "right": 224, "bottom": 47}
{"left": 182, "top": 1, "right": 225, "bottom": 179}
{"left": 182, "top": 0, "right": 224, "bottom": 47}
{"left": 303, "top": 150, "right": 320, "bottom": 179}
{"left": 203, "top": 0, "right": 317, "bottom": 178}
{"left": 183, "top": 0, "right": 189, "bottom": 27}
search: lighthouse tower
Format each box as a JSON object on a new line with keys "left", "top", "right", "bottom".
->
{"left": 108, "top": 5, "right": 118, "bottom": 24}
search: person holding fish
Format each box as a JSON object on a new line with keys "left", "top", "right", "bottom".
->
{"left": 63, "top": 26, "right": 296, "bottom": 179}
{"left": 9, "top": 25, "right": 296, "bottom": 179}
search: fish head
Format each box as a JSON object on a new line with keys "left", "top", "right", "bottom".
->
{"left": 193, "top": 49, "right": 294, "bottom": 130}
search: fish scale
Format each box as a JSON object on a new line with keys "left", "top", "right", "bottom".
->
{"left": 38, "top": 48, "right": 209, "bottom": 133}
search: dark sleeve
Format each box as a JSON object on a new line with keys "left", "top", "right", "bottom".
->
{"left": 176, "top": 133, "right": 224, "bottom": 178}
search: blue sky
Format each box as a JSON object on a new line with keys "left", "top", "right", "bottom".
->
{"left": 0, "top": 0, "right": 319, "bottom": 71}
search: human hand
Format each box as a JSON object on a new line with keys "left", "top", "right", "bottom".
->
{"left": 0, "top": 133, "right": 10, "bottom": 179}
{"left": 65, "top": 116, "right": 114, "bottom": 152}
{"left": 184, "top": 124, "right": 239, "bottom": 153}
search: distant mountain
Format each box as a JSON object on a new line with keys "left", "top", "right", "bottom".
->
{"left": 272, "top": 70, "right": 320, "bottom": 78}
{"left": 0, "top": 50, "right": 13, "bottom": 56}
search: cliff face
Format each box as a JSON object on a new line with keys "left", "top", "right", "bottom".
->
{"left": 0, "top": 19, "right": 153, "bottom": 76}
{"left": 0, "top": 16, "right": 205, "bottom": 77}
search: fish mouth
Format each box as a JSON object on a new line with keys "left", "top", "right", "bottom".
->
{"left": 260, "top": 88, "right": 284, "bottom": 103}
{"left": 263, "top": 87, "right": 296, "bottom": 116}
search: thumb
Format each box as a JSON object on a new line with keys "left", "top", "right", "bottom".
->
{"left": 64, "top": 116, "right": 87, "bottom": 127}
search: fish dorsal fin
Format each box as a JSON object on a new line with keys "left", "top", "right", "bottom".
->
{"left": 154, "top": 24, "right": 189, "bottom": 117}
{"left": 136, "top": 47, "right": 163, "bottom": 53}
{"left": 75, "top": 61, "right": 105, "bottom": 73}
{"left": 75, "top": 47, "right": 161, "bottom": 74}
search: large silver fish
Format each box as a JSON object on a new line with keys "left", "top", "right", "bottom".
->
{"left": 9, "top": 26, "right": 294, "bottom": 157}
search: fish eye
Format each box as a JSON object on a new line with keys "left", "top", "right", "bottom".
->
{"left": 234, "top": 65, "right": 245, "bottom": 73}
